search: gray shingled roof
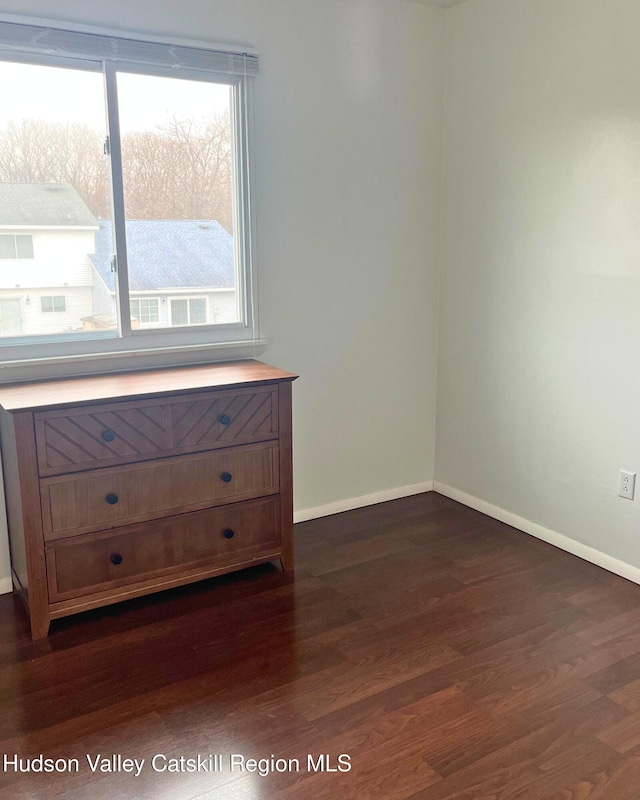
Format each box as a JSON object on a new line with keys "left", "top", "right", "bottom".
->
{"left": 90, "top": 219, "right": 234, "bottom": 291}
{"left": 0, "top": 183, "right": 97, "bottom": 227}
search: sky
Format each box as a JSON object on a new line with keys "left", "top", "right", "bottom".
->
{"left": 0, "top": 60, "right": 231, "bottom": 134}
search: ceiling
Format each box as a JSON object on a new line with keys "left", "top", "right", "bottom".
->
{"left": 408, "top": 0, "right": 469, "bottom": 7}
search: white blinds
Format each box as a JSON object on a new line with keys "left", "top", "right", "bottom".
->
{"left": 0, "top": 20, "right": 259, "bottom": 76}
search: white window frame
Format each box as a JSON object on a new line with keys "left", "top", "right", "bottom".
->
{"left": 40, "top": 296, "right": 67, "bottom": 313}
{"left": 0, "top": 16, "right": 262, "bottom": 379}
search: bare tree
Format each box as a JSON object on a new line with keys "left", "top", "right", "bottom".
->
{"left": 121, "top": 112, "right": 232, "bottom": 230}
{"left": 0, "top": 120, "right": 111, "bottom": 217}
{"left": 0, "top": 113, "right": 233, "bottom": 231}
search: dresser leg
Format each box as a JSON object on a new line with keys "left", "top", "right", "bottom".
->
{"left": 30, "top": 610, "right": 51, "bottom": 640}
{"left": 12, "top": 573, "right": 50, "bottom": 639}
{"left": 280, "top": 544, "right": 294, "bottom": 572}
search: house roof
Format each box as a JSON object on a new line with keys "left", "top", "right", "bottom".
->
{"left": 90, "top": 220, "right": 234, "bottom": 292}
{"left": 0, "top": 183, "right": 97, "bottom": 227}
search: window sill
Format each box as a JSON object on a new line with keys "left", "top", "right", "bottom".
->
{"left": 0, "top": 338, "right": 268, "bottom": 384}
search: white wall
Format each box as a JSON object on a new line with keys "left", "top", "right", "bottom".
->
{"left": 436, "top": 0, "right": 640, "bottom": 567}
{"left": 0, "top": 0, "right": 444, "bottom": 588}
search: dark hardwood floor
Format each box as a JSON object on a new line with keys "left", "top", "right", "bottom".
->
{"left": 3, "top": 492, "right": 640, "bottom": 798}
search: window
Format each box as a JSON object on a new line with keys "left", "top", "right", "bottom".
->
{"left": 0, "top": 235, "right": 34, "bottom": 259}
{"left": 41, "top": 296, "right": 66, "bottom": 313}
{"left": 170, "top": 297, "right": 207, "bottom": 326}
{"left": 130, "top": 298, "right": 160, "bottom": 326}
{"left": 0, "top": 20, "right": 258, "bottom": 368}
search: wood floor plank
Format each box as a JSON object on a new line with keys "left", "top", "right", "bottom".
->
{"left": 607, "top": 677, "right": 640, "bottom": 713}
{"left": 567, "top": 580, "right": 640, "bottom": 622}
{"left": 596, "top": 708, "right": 640, "bottom": 753}
{"left": 428, "top": 695, "right": 628, "bottom": 779}
{"left": 576, "top": 607, "right": 640, "bottom": 648}
{"left": 541, "top": 751, "right": 640, "bottom": 800}
{"left": 587, "top": 651, "right": 640, "bottom": 696}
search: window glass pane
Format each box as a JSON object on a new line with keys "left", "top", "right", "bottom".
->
{"left": 0, "top": 61, "right": 114, "bottom": 339}
{"left": 0, "top": 236, "right": 15, "bottom": 259}
{"left": 170, "top": 298, "right": 188, "bottom": 326}
{"left": 15, "top": 235, "right": 34, "bottom": 259}
{"left": 189, "top": 298, "right": 207, "bottom": 324}
{"left": 41, "top": 296, "right": 67, "bottom": 312}
{"left": 117, "top": 72, "right": 238, "bottom": 329}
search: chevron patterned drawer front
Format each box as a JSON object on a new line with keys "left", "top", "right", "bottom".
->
{"left": 35, "top": 400, "right": 169, "bottom": 476}
{"left": 170, "top": 386, "right": 278, "bottom": 450}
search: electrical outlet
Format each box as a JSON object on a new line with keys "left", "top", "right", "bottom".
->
{"left": 619, "top": 470, "right": 636, "bottom": 500}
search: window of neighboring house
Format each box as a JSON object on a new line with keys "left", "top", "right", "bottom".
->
{"left": 0, "top": 235, "right": 34, "bottom": 259}
{"left": 41, "top": 296, "right": 66, "bottom": 313}
{"left": 170, "top": 297, "right": 207, "bottom": 327}
{"left": 130, "top": 297, "right": 159, "bottom": 325}
{"left": 0, "top": 20, "right": 258, "bottom": 371}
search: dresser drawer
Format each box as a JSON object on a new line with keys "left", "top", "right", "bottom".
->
{"left": 46, "top": 497, "right": 281, "bottom": 602}
{"left": 35, "top": 385, "right": 279, "bottom": 477}
{"left": 35, "top": 398, "right": 170, "bottom": 476}
{"left": 41, "top": 442, "right": 279, "bottom": 540}
{"left": 169, "top": 385, "right": 278, "bottom": 451}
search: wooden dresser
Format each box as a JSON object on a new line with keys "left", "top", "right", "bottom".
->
{"left": 0, "top": 360, "right": 297, "bottom": 639}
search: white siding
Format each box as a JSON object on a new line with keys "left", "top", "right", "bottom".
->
{"left": 209, "top": 291, "right": 237, "bottom": 325}
{"left": 0, "top": 229, "right": 97, "bottom": 290}
{"left": 0, "top": 287, "right": 94, "bottom": 336}
{"left": 91, "top": 267, "right": 113, "bottom": 317}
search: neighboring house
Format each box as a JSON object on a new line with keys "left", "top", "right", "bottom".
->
{"left": 0, "top": 182, "right": 236, "bottom": 337}
{"left": 89, "top": 219, "right": 236, "bottom": 329}
{"left": 0, "top": 183, "right": 98, "bottom": 337}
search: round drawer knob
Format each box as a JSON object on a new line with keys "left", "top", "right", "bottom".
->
{"left": 223, "top": 528, "right": 235, "bottom": 539}
{"left": 101, "top": 429, "right": 116, "bottom": 442}
{"left": 220, "top": 472, "right": 232, "bottom": 483}
{"left": 219, "top": 414, "right": 231, "bottom": 426}
{"left": 110, "top": 553, "right": 123, "bottom": 565}
{"left": 105, "top": 493, "right": 119, "bottom": 505}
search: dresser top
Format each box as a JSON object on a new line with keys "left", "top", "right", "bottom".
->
{"left": 0, "top": 360, "right": 297, "bottom": 412}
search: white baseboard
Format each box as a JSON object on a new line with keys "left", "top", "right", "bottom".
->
{"left": 294, "top": 481, "right": 434, "bottom": 523}
{"left": 0, "top": 576, "right": 12, "bottom": 595}
{"left": 434, "top": 481, "right": 640, "bottom": 587}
